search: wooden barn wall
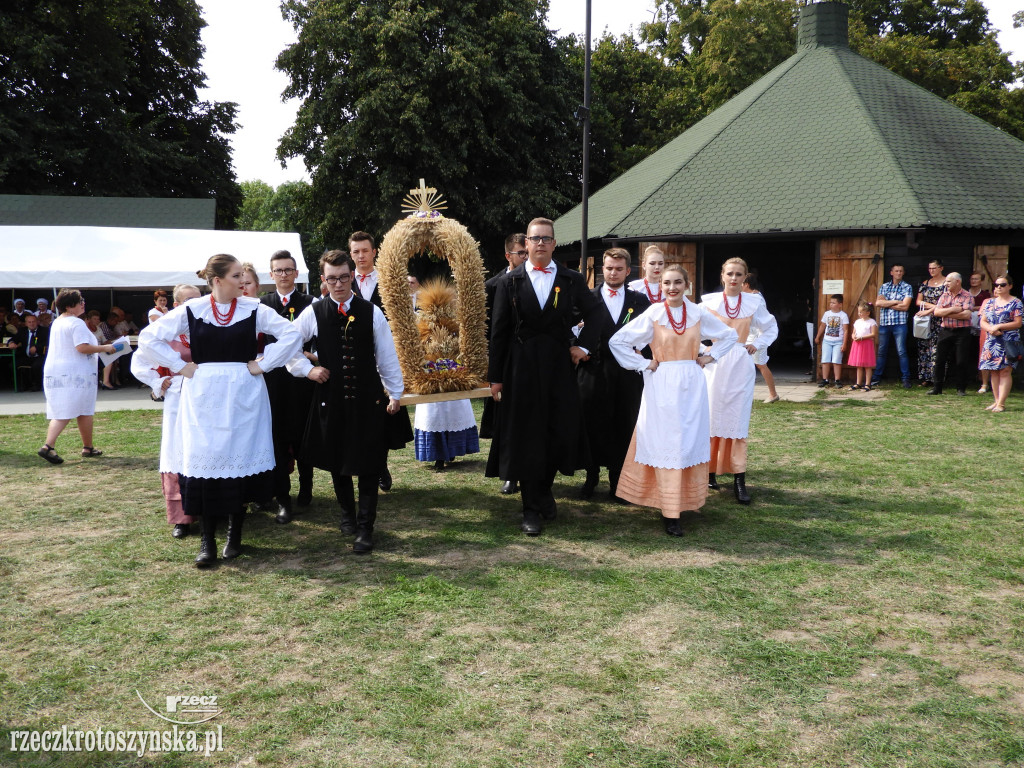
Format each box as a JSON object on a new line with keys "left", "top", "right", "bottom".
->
{"left": 818, "top": 236, "right": 885, "bottom": 313}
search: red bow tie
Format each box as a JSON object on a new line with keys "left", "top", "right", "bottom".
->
{"left": 608, "top": 289, "right": 618, "bottom": 297}
{"left": 532, "top": 265, "right": 552, "bottom": 274}
{"left": 358, "top": 274, "right": 368, "bottom": 283}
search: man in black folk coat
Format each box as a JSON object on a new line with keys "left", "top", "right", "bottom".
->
{"left": 350, "top": 230, "right": 413, "bottom": 492}
{"left": 486, "top": 217, "right": 605, "bottom": 536}
{"left": 576, "top": 247, "right": 650, "bottom": 501}
{"left": 289, "top": 251, "right": 405, "bottom": 554}
{"left": 261, "top": 250, "right": 317, "bottom": 523}
{"left": 480, "top": 232, "right": 528, "bottom": 495}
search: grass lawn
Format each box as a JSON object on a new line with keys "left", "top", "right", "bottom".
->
{"left": 1, "top": 389, "right": 1023, "bottom": 767}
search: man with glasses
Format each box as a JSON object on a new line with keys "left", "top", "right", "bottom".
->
{"left": 287, "top": 251, "right": 404, "bottom": 554}
{"left": 927, "top": 272, "right": 975, "bottom": 396}
{"left": 261, "top": 250, "right": 316, "bottom": 522}
{"left": 870, "top": 263, "right": 914, "bottom": 389}
{"left": 486, "top": 218, "right": 604, "bottom": 536}
{"left": 481, "top": 233, "right": 529, "bottom": 495}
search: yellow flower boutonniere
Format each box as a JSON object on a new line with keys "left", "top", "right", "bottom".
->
{"left": 554, "top": 286, "right": 561, "bottom": 308}
{"left": 288, "top": 306, "right": 295, "bottom": 321}
{"left": 622, "top": 307, "right": 633, "bottom": 326}
{"left": 344, "top": 314, "right": 355, "bottom": 339}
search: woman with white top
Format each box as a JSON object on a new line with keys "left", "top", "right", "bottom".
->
{"left": 627, "top": 245, "right": 665, "bottom": 304}
{"left": 610, "top": 264, "right": 737, "bottom": 536}
{"left": 700, "top": 257, "right": 778, "bottom": 504}
{"left": 137, "top": 254, "right": 301, "bottom": 568}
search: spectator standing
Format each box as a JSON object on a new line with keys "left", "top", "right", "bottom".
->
{"left": 870, "top": 264, "right": 914, "bottom": 389}
{"left": 815, "top": 294, "right": 849, "bottom": 388}
{"left": 741, "top": 274, "right": 779, "bottom": 403}
{"left": 978, "top": 275, "right": 1022, "bottom": 413}
{"left": 916, "top": 259, "right": 946, "bottom": 386}
{"left": 927, "top": 272, "right": 974, "bottom": 396}
{"left": 848, "top": 301, "right": 878, "bottom": 390}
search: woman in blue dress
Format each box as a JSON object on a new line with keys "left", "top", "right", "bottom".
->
{"left": 978, "top": 274, "right": 1022, "bottom": 413}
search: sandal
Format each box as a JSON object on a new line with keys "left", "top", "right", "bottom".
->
{"left": 38, "top": 444, "right": 64, "bottom": 465}
{"left": 849, "top": 384, "right": 862, "bottom": 390}
{"left": 81, "top": 447, "right": 103, "bottom": 457}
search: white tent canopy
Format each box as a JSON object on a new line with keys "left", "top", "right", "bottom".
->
{"left": 0, "top": 226, "right": 307, "bottom": 289}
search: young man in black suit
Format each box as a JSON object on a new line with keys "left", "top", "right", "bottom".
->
{"left": 576, "top": 248, "right": 650, "bottom": 501}
{"left": 260, "top": 250, "right": 316, "bottom": 523}
{"left": 486, "top": 218, "right": 605, "bottom": 535}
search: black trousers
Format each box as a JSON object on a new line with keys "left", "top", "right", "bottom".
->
{"left": 520, "top": 467, "right": 558, "bottom": 523}
{"left": 934, "top": 326, "right": 972, "bottom": 392}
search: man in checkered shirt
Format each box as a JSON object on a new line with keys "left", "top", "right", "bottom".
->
{"left": 871, "top": 263, "right": 914, "bottom": 388}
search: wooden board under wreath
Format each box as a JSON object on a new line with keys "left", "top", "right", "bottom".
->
{"left": 398, "top": 386, "right": 493, "bottom": 406}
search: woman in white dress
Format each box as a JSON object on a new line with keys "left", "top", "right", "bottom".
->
{"left": 147, "top": 290, "right": 169, "bottom": 324}
{"left": 610, "top": 265, "right": 737, "bottom": 536}
{"left": 132, "top": 284, "right": 202, "bottom": 539}
{"left": 38, "top": 289, "right": 121, "bottom": 464}
{"left": 138, "top": 254, "right": 301, "bottom": 568}
{"left": 700, "top": 257, "right": 778, "bottom": 504}
{"left": 627, "top": 245, "right": 665, "bottom": 304}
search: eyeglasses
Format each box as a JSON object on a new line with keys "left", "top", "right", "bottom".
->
{"left": 994, "top": 282, "right": 1009, "bottom": 287}
{"left": 323, "top": 275, "right": 352, "bottom": 285}
{"left": 271, "top": 268, "right": 297, "bottom": 276}
{"left": 525, "top": 236, "right": 554, "bottom": 244}
{"left": 507, "top": 250, "right": 528, "bottom": 257}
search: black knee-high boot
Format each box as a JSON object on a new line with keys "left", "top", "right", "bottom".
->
{"left": 734, "top": 472, "right": 751, "bottom": 505}
{"left": 708, "top": 472, "right": 720, "bottom": 490}
{"left": 332, "top": 471, "right": 357, "bottom": 535}
{"left": 222, "top": 508, "right": 244, "bottom": 559}
{"left": 195, "top": 515, "right": 217, "bottom": 568}
{"left": 353, "top": 474, "right": 378, "bottom": 554}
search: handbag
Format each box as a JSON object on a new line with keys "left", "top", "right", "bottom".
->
{"left": 912, "top": 313, "right": 931, "bottom": 340}
{"left": 1005, "top": 336, "right": 1024, "bottom": 368}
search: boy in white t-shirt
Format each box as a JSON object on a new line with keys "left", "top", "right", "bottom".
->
{"left": 815, "top": 294, "right": 849, "bottom": 388}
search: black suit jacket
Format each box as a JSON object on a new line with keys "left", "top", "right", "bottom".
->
{"left": 261, "top": 291, "right": 316, "bottom": 443}
{"left": 485, "top": 261, "right": 604, "bottom": 480}
{"left": 10, "top": 326, "right": 48, "bottom": 363}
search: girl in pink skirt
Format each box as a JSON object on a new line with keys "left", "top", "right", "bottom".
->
{"left": 848, "top": 301, "right": 878, "bottom": 390}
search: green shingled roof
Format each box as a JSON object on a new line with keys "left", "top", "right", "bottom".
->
{"left": 555, "top": 2, "right": 1024, "bottom": 245}
{"left": 0, "top": 195, "right": 216, "bottom": 229}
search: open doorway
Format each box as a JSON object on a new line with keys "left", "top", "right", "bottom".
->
{"left": 701, "top": 239, "right": 817, "bottom": 377}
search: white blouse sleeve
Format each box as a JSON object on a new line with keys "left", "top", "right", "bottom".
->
{"left": 609, "top": 307, "right": 656, "bottom": 372}
{"left": 749, "top": 296, "right": 778, "bottom": 351}
{"left": 285, "top": 305, "right": 319, "bottom": 378}
{"left": 372, "top": 307, "right": 404, "bottom": 399}
{"left": 254, "top": 304, "right": 302, "bottom": 372}
{"left": 136, "top": 304, "right": 191, "bottom": 373}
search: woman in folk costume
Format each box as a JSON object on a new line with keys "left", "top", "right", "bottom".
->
{"left": 137, "top": 254, "right": 301, "bottom": 568}
{"left": 610, "top": 264, "right": 737, "bottom": 537}
{"left": 131, "top": 284, "right": 201, "bottom": 539}
{"left": 700, "top": 257, "right": 778, "bottom": 504}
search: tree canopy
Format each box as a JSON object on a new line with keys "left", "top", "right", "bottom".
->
{"left": 276, "top": 0, "right": 582, "bottom": 262}
{"left": 0, "top": 0, "right": 241, "bottom": 226}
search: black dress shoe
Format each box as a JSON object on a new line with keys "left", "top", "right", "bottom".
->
{"left": 378, "top": 467, "right": 393, "bottom": 492}
{"left": 172, "top": 524, "right": 190, "bottom": 539}
{"left": 926, "top": 388, "right": 942, "bottom": 395}
{"left": 275, "top": 500, "right": 292, "bottom": 524}
{"left": 501, "top": 479, "right": 518, "bottom": 495}
{"left": 521, "top": 518, "right": 542, "bottom": 536}
{"left": 433, "top": 459, "right": 445, "bottom": 471}
{"left": 662, "top": 516, "right": 684, "bottom": 537}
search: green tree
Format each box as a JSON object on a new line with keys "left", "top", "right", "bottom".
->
{"left": 237, "top": 179, "right": 323, "bottom": 271}
{"left": 0, "top": 0, "right": 241, "bottom": 226}
{"left": 276, "top": 0, "right": 580, "bottom": 262}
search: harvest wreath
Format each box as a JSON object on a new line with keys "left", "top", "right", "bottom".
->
{"left": 377, "top": 181, "right": 488, "bottom": 396}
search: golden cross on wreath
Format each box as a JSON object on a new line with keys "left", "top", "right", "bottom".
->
{"left": 401, "top": 178, "right": 447, "bottom": 214}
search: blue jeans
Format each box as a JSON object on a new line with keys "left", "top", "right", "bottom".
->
{"left": 872, "top": 323, "right": 909, "bottom": 383}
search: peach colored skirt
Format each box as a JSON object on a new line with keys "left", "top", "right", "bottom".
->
{"left": 709, "top": 436, "right": 747, "bottom": 474}
{"left": 616, "top": 432, "right": 709, "bottom": 515}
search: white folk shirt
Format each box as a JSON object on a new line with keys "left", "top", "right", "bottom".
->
{"left": 527, "top": 262, "right": 556, "bottom": 306}
{"left": 355, "top": 270, "right": 378, "bottom": 302}
{"left": 602, "top": 283, "right": 625, "bottom": 319}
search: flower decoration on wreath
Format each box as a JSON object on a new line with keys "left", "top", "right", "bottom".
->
{"left": 377, "top": 180, "right": 488, "bottom": 395}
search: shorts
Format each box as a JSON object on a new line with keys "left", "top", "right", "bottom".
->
{"left": 822, "top": 338, "right": 843, "bottom": 365}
